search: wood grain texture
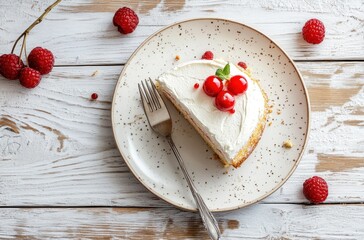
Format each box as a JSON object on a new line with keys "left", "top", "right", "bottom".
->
{"left": 0, "top": 0, "right": 363, "bottom": 65}
{"left": 0, "top": 1, "right": 362, "bottom": 238}
{"left": 0, "top": 62, "right": 362, "bottom": 206}
{"left": 0, "top": 205, "right": 363, "bottom": 239}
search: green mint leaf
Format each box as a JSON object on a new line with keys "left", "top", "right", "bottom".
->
{"left": 215, "top": 69, "right": 223, "bottom": 76}
{"left": 215, "top": 64, "right": 231, "bottom": 80}
{"left": 219, "top": 74, "right": 228, "bottom": 80}
{"left": 223, "top": 63, "right": 230, "bottom": 75}
{"left": 216, "top": 70, "right": 225, "bottom": 80}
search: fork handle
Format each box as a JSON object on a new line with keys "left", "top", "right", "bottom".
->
{"left": 167, "top": 136, "right": 221, "bottom": 240}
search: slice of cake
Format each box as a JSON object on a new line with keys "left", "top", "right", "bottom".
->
{"left": 157, "top": 59, "right": 268, "bottom": 168}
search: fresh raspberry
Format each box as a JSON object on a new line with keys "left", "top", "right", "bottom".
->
{"left": 237, "top": 61, "right": 247, "bottom": 69}
{"left": 19, "top": 67, "right": 42, "bottom": 89}
{"left": 201, "top": 51, "right": 214, "bottom": 60}
{"left": 28, "top": 47, "right": 54, "bottom": 75}
{"left": 303, "top": 176, "right": 328, "bottom": 204}
{"left": 113, "top": 7, "right": 139, "bottom": 34}
{"left": 0, "top": 54, "right": 24, "bottom": 80}
{"left": 302, "top": 19, "right": 325, "bottom": 44}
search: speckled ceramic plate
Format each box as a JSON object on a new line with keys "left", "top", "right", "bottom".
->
{"left": 112, "top": 18, "right": 310, "bottom": 212}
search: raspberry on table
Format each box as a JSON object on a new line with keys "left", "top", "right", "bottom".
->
{"left": 113, "top": 7, "right": 139, "bottom": 34}
{"left": 0, "top": 54, "right": 24, "bottom": 80}
{"left": 201, "top": 51, "right": 214, "bottom": 60}
{"left": 303, "top": 176, "right": 328, "bottom": 204}
{"left": 28, "top": 47, "right": 54, "bottom": 75}
{"left": 19, "top": 67, "right": 42, "bottom": 89}
{"left": 302, "top": 18, "right": 325, "bottom": 44}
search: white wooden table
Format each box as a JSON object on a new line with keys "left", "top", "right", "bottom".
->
{"left": 1, "top": 1, "right": 363, "bottom": 239}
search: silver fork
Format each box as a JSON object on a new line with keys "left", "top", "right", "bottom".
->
{"left": 138, "top": 78, "right": 221, "bottom": 240}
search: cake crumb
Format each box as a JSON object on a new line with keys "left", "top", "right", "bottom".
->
{"left": 268, "top": 122, "right": 273, "bottom": 126}
{"left": 175, "top": 55, "right": 180, "bottom": 61}
{"left": 91, "top": 70, "right": 99, "bottom": 77}
{"left": 268, "top": 109, "right": 273, "bottom": 114}
{"left": 281, "top": 120, "right": 285, "bottom": 125}
{"left": 277, "top": 109, "right": 281, "bottom": 115}
{"left": 282, "top": 140, "right": 293, "bottom": 149}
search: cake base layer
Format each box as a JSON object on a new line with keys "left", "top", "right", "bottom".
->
{"left": 159, "top": 78, "right": 268, "bottom": 168}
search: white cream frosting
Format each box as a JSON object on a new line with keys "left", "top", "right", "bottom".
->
{"left": 158, "top": 59, "right": 266, "bottom": 162}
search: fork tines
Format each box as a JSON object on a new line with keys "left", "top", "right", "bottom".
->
{"left": 138, "top": 78, "right": 162, "bottom": 112}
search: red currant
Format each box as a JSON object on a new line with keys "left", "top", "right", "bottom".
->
{"left": 203, "top": 75, "right": 223, "bottom": 97}
{"left": 215, "top": 91, "right": 235, "bottom": 111}
{"left": 194, "top": 83, "right": 199, "bottom": 89}
{"left": 227, "top": 75, "right": 248, "bottom": 95}
{"left": 201, "top": 51, "right": 214, "bottom": 60}
{"left": 238, "top": 61, "right": 247, "bottom": 69}
{"left": 91, "top": 93, "right": 98, "bottom": 100}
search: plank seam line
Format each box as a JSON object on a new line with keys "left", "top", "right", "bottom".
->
{"left": 0, "top": 202, "right": 363, "bottom": 209}
{"left": 52, "top": 60, "right": 364, "bottom": 68}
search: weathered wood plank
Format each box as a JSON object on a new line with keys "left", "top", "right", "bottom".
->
{"left": 0, "top": 62, "right": 363, "bottom": 206}
{"left": 0, "top": 205, "right": 363, "bottom": 239}
{"left": 0, "top": 0, "right": 363, "bottom": 65}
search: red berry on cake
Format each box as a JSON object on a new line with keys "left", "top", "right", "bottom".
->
{"left": 19, "top": 67, "right": 42, "bottom": 89}
{"left": 28, "top": 47, "right": 54, "bottom": 75}
{"left": 203, "top": 75, "right": 223, "bottom": 97}
{"left": 302, "top": 18, "right": 325, "bottom": 44}
{"left": 0, "top": 54, "right": 24, "bottom": 80}
{"left": 237, "top": 61, "right": 247, "bottom": 69}
{"left": 194, "top": 83, "right": 199, "bottom": 89}
{"left": 215, "top": 91, "right": 235, "bottom": 111}
{"left": 91, "top": 93, "right": 98, "bottom": 100}
{"left": 303, "top": 176, "right": 328, "bottom": 204}
{"left": 113, "top": 7, "right": 139, "bottom": 34}
{"left": 227, "top": 75, "right": 248, "bottom": 95}
{"left": 201, "top": 51, "right": 214, "bottom": 60}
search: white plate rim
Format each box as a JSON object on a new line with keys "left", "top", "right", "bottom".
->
{"left": 111, "top": 17, "right": 311, "bottom": 212}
